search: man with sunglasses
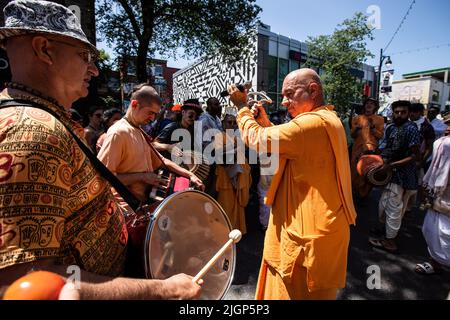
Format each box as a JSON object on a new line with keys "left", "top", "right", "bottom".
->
{"left": 0, "top": 0, "right": 201, "bottom": 300}
{"left": 97, "top": 84, "right": 204, "bottom": 207}
{"left": 154, "top": 98, "right": 204, "bottom": 159}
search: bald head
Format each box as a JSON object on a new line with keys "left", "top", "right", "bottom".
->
{"left": 130, "top": 83, "right": 162, "bottom": 105}
{"left": 285, "top": 68, "right": 322, "bottom": 88}
{"left": 281, "top": 68, "right": 325, "bottom": 117}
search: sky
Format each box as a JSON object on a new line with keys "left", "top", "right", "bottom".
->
{"left": 98, "top": 0, "right": 450, "bottom": 80}
{"left": 252, "top": 0, "right": 450, "bottom": 78}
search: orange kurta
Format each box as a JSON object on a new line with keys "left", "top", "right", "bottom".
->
{"left": 236, "top": 105, "right": 356, "bottom": 300}
{"left": 350, "top": 115, "right": 384, "bottom": 198}
{"left": 214, "top": 132, "right": 252, "bottom": 235}
{"left": 216, "top": 163, "right": 252, "bottom": 235}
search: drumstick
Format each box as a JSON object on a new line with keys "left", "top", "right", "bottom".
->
{"left": 155, "top": 242, "right": 174, "bottom": 277}
{"left": 192, "top": 230, "right": 242, "bottom": 284}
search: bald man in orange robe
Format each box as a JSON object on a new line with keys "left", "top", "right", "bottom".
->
{"left": 229, "top": 68, "right": 357, "bottom": 300}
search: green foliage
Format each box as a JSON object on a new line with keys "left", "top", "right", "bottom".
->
{"left": 96, "top": 0, "right": 262, "bottom": 82}
{"left": 306, "top": 12, "right": 374, "bottom": 115}
{"left": 97, "top": 48, "right": 112, "bottom": 72}
{"left": 100, "top": 95, "right": 120, "bottom": 108}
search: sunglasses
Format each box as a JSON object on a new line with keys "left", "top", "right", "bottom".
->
{"left": 48, "top": 39, "right": 98, "bottom": 64}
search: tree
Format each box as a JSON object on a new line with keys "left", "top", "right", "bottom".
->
{"left": 97, "top": 0, "right": 261, "bottom": 83}
{"left": 306, "top": 12, "right": 374, "bottom": 115}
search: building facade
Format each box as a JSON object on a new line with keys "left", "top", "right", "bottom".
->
{"left": 99, "top": 57, "right": 180, "bottom": 107}
{"left": 173, "top": 23, "right": 377, "bottom": 112}
{"left": 380, "top": 67, "right": 450, "bottom": 115}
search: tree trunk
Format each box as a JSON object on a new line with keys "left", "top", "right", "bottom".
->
{"left": 136, "top": 41, "right": 150, "bottom": 83}
{"left": 136, "top": 0, "right": 155, "bottom": 83}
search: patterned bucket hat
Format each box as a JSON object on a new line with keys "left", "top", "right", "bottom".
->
{"left": 0, "top": 0, "right": 98, "bottom": 54}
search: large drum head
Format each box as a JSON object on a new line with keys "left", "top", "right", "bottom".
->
{"left": 144, "top": 190, "right": 235, "bottom": 300}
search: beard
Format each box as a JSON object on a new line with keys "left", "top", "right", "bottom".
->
{"left": 393, "top": 117, "right": 408, "bottom": 126}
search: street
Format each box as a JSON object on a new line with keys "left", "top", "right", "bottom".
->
{"left": 225, "top": 187, "right": 450, "bottom": 300}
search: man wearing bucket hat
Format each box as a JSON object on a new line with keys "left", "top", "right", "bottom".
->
{"left": 0, "top": 0, "right": 201, "bottom": 300}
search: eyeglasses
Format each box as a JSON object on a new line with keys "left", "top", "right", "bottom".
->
{"left": 48, "top": 39, "right": 98, "bottom": 64}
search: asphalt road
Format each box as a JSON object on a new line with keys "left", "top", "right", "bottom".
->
{"left": 224, "top": 186, "right": 450, "bottom": 300}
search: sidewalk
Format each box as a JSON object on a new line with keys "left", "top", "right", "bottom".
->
{"left": 225, "top": 188, "right": 450, "bottom": 300}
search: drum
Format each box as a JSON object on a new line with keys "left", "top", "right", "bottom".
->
{"left": 356, "top": 154, "right": 392, "bottom": 186}
{"left": 126, "top": 190, "right": 236, "bottom": 300}
{"left": 179, "top": 150, "right": 210, "bottom": 181}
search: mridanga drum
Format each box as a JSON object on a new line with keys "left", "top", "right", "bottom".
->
{"left": 179, "top": 150, "right": 210, "bottom": 182}
{"left": 357, "top": 154, "right": 392, "bottom": 187}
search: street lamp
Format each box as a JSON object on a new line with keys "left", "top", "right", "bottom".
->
{"left": 376, "top": 48, "right": 393, "bottom": 100}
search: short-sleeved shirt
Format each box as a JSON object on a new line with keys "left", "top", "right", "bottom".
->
{"left": 0, "top": 90, "right": 128, "bottom": 276}
{"left": 97, "top": 118, "right": 163, "bottom": 202}
{"left": 156, "top": 121, "right": 196, "bottom": 158}
{"left": 381, "top": 121, "right": 421, "bottom": 190}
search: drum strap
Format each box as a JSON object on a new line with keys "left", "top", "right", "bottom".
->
{"left": 137, "top": 127, "right": 171, "bottom": 171}
{"left": 0, "top": 99, "right": 142, "bottom": 211}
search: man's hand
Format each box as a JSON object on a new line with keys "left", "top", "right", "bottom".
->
{"left": 163, "top": 274, "right": 203, "bottom": 300}
{"left": 142, "top": 172, "right": 169, "bottom": 188}
{"left": 250, "top": 103, "right": 266, "bottom": 118}
{"left": 190, "top": 174, "right": 205, "bottom": 191}
{"left": 169, "top": 144, "right": 183, "bottom": 158}
{"left": 378, "top": 163, "right": 393, "bottom": 175}
{"left": 228, "top": 84, "right": 248, "bottom": 109}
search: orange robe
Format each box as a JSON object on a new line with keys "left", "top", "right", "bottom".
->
{"left": 215, "top": 132, "right": 252, "bottom": 235}
{"left": 350, "top": 115, "right": 384, "bottom": 198}
{"left": 216, "top": 164, "right": 252, "bottom": 235}
{"left": 236, "top": 105, "right": 356, "bottom": 300}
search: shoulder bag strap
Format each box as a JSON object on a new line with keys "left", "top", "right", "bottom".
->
{"left": 0, "top": 99, "right": 141, "bottom": 211}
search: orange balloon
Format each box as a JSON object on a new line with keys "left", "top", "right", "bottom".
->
{"left": 3, "top": 271, "right": 65, "bottom": 300}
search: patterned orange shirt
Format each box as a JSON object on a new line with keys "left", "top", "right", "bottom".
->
{"left": 0, "top": 89, "right": 128, "bottom": 276}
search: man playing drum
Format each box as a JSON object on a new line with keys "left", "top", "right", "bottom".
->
{"left": 350, "top": 98, "right": 384, "bottom": 199}
{"left": 369, "top": 100, "right": 421, "bottom": 253}
{"left": 97, "top": 83, "right": 204, "bottom": 209}
{"left": 0, "top": 0, "right": 201, "bottom": 300}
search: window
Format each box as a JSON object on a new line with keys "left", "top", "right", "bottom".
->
{"left": 268, "top": 56, "right": 278, "bottom": 93}
{"left": 278, "top": 58, "right": 289, "bottom": 92}
{"left": 432, "top": 90, "right": 440, "bottom": 103}
{"left": 269, "top": 40, "right": 278, "bottom": 57}
{"left": 278, "top": 44, "right": 289, "bottom": 59}
{"left": 290, "top": 60, "right": 300, "bottom": 72}
{"left": 148, "top": 65, "right": 163, "bottom": 77}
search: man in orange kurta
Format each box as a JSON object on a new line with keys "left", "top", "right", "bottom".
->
{"left": 215, "top": 114, "right": 252, "bottom": 235}
{"left": 350, "top": 98, "right": 384, "bottom": 198}
{"left": 229, "top": 69, "right": 357, "bottom": 300}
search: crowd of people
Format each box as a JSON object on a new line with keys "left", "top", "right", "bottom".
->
{"left": 346, "top": 99, "right": 449, "bottom": 274}
{"left": 0, "top": 0, "right": 448, "bottom": 300}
